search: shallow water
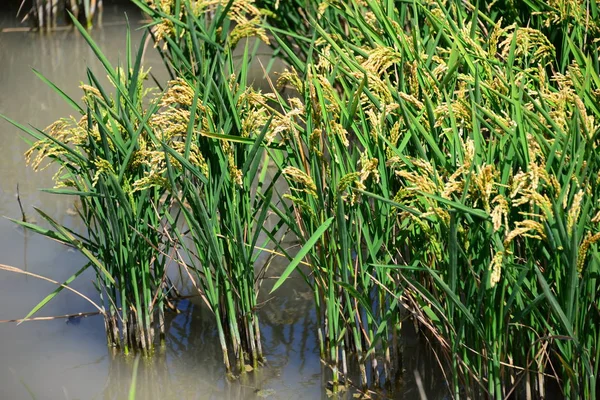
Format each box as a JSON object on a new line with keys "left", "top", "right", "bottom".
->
{"left": 0, "top": 4, "right": 446, "bottom": 399}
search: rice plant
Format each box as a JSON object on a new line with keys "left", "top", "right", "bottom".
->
{"left": 131, "top": 0, "right": 280, "bottom": 375}
{"left": 2, "top": 18, "right": 178, "bottom": 355}
{"left": 262, "top": 66, "right": 404, "bottom": 392}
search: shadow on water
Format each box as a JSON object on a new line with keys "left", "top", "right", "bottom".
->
{"left": 0, "top": 4, "right": 449, "bottom": 399}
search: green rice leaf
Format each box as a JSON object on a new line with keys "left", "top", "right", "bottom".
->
{"left": 270, "top": 217, "right": 334, "bottom": 293}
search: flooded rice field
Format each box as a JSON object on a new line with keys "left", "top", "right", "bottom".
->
{"left": 0, "top": 4, "right": 445, "bottom": 399}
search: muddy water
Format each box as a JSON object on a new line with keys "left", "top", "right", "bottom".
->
{"left": 0, "top": 4, "right": 446, "bottom": 399}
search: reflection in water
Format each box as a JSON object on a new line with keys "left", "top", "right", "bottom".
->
{"left": 100, "top": 288, "right": 323, "bottom": 400}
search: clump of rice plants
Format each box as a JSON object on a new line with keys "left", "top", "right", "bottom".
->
{"left": 19, "top": 0, "right": 59, "bottom": 29}
{"left": 266, "top": 70, "right": 404, "bottom": 392}
{"left": 19, "top": 0, "right": 104, "bottom": 30}
{"left": 6, "top": 0, "right": 600, "bottom": 396}
{"left": 2, "top": 20, "right": 181, "bottom": 355}
{"left": 132, "top": 0, "right": 278, "bottom": 374}
{"left": 5, "top": 0, "right": 282, "bottom": 376}
{"left": 262, "top": 26, "right": 406, "bottom": 396}
{"left": 263, "top": 0, "right": 600, "bottom": 397}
